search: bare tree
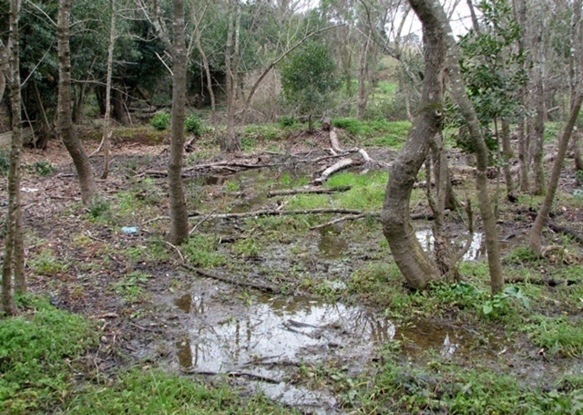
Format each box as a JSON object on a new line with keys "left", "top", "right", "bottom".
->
{"left": 57, "top": 0, "right": 99, "bottom": 205}
{"left": 223, "top": 0, "right": 242, "bottom": 153}
{"left": 168, "top": 0, "right": 189, "bottom": 245}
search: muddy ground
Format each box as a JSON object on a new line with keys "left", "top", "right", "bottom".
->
{"left": 5, "top": 130, "right": 583, "bottom": 413}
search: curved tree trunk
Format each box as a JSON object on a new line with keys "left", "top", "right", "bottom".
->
{"left": 167, "top": 0, "right": 189, "bottom": 245}
{"left": 57, "top": 0, "right": 98, "bottom": 205}
{"left": 381, "top": 0, "right": 446, "bottom": 289}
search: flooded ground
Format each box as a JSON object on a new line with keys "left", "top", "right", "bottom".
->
{"left": 170, "top": 277, "right": 510, "bottom": 413}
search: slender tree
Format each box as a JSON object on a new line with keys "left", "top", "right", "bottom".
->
{"left": 57, "top": 0, "right": 99, "bottom": 205}
{"left": 167, "top": 0, "right": 189, "bottom": 245}
{"left": 2, "top": 0, "right": 25, "bottom": 316}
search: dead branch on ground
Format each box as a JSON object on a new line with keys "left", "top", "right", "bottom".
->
{"left": 181, "top": 263, "right": 283, "bottom": 294}
{"left": 267, "top": 185, "right": 351, "bottom": 197}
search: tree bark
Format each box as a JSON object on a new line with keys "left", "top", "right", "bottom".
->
{"left": 438, "top": 2, "right": 505, "bottom": 295}
{"left": 3, "top": 0, "right": 24, "bottom": 316}
{"left": 101, "top": 0, "right": 116, "bottom": 180}
{"left": 531, "top": 13, "right": 547, "bottom": 196}
{"left": 381, "top": 0, "right": 446, "bottom": 290}
{"left": 530, "top": 95, "right": 583, "bottom": 254}
{"left": 57, "top": 0, "right": 98, "bottom": 205}
{"left": 513, "top": 0, "right": 530, "bottom": 192}
{"left": 500, "top": 118, "right": 515, "bottom": 200}
{"left": 223, "top": 0, "right": 241, "bottom": 153}
{"left": 167, "top": 0, "right": 189, "bottom": 245}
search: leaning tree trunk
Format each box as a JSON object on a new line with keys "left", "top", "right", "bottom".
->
{"left": 530, "top": 95, "right": 583, "bottom": 254}
{"left": 3, "top": 0, "right": 25, "bottom": 316}
{"left": 433, "top": 0, "right": 505, "bottom": 295}
{"left": 381, "top": 0, "right": 446, "bottom": 289}
{"left": 167, "top": 0, "right": 189, "bottom": 245}
{"left": 57, "top": 0, "right": 98, "bottom": 205}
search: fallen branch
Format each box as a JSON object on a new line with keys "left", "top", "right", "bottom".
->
{"left": 506, "top": 276, "right": 580, "bottom": 287}
{"left": 181, "top": 263, "right": 283, "bottom": 294}
{"left": 267, "top": 185, "right": 351, "bottom": 197}
{"left": 310, "top": 213, "right": 370, "bottom": 230}
{"left": 548, "top": 221, "right": 583, "bottom": 246}
{"left": 180, "top": 368, "right": 280, "bottom": 384}
{"left": 313, "top": 158, "right": 360, "bottom": 184}
{"left": 189, "top": 207, "right": 363, "bottom": 220}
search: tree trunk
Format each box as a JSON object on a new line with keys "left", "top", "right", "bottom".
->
{"left": 223, "top": 0, "right": 241, "bottom": 153}
{"left": 500, "top": 118, "right": 515, "bottom": 200}
{"left": 3, "top": 0, "right": 24, "bottom": 316}
{"left": 530, "top": 95, "right": 583, "bottom": 254}
{"left": 513, "top": 0, "right": 530, "bottom": 192}
{"left": 101, "top": 0, "right": 116, "bottom": 180}
{"left": 57, "top": 0, "right": 98, "bottom": 205}
{"left": 167, "top": 0, "right": 189, "bottom": 245}
{"left": 381, "top": 0, "right": 446, "bottom": 290}
{"left": 531, "top": 15, "right": 547, "bottom": 196}
{"left": 437, "top": 2, "right": 505, "bottom": 295}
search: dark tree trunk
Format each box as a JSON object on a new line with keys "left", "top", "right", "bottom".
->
{"left": 167, "top": 0, "right": 189, "bottom": 245}
{"left": 3, "top": 0, "right": 25, "bottom": 316}
{"left": 57, "top": 0, "right": 98, "bottom": 205}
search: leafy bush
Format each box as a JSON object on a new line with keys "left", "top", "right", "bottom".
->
{"left": 185, "top": 114, "right": 203, "bottom": 135}
{"left": 332, "top": 117, "right": 363, "bottom": 135}
{"left": 0, "top": 149, "right": 10, "bottom": 173}
{"left": 278, "top": 115, "right": 296, "bottom": 127}
{"left": 150, "top": 111, "right": 170, "bottom": 130}
{"left": 33, "top": 159, "right": 56, "bottom": 176}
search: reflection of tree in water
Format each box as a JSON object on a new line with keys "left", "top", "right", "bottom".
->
{"left": 179, "top": 295, "right": 399, "bottom": 371}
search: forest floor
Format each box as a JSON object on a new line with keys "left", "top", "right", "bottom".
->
{"left": 3, "top": 124, "right": 583, "bottom": 414}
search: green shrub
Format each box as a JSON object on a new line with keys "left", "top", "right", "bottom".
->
{"left": 33, "top": 159, "right": 56, "bottom": 176}
{"left": 278, "top": 115, "right": 296, "bottom": 127}
{"left": 332, "top": 117, "right": 363, "bottom": 135}
{"left": 0, "top": 148, "right": 9, "bottom": 173}
{"left": 185, "top": 114, "right": 203, "bottom": 135}
{"left": 150, "top": 111, "right": 170, "bottom": 130}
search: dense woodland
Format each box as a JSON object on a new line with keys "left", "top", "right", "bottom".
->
{"left": 1, "top": 0, "right": 583, "bottom": 413}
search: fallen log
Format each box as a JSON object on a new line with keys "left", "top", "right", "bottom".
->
{"left": 189, "top": 207, "right": 364, "bottom": 220}
{"left": 506, "top": 276, "right": 580, "bottom": 287}
{"left": 181, "top": 263, "right": 283, "bottom": 294}
{"left": 267, "top": 185, "right": 351, "bottom": 197}
{"left": 548, "top": 221, "right": 583, "bottom": 246}
{"left": 313, "top": 158, "right": 359, "bottom": 184}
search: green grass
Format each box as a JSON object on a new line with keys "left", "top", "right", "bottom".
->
{"left": 182, "top": 233, "right": 227, "bottom": 267}
{"left": 525, "top": 316, "right": 583, "bottom": 357}
{"left": 331, "top": 117, "right": 410, "bottom": 148}
{"left": 0, "top": 296, "right": 296, "bottom": 414}
{"left": 0, "top": 296, "right": 98, "bottom": 413}
{"left": 352, "top": 355, "right": 583, "bottom": 414}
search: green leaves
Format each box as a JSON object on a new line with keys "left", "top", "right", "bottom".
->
{"left": 280, "top": 41, "right": 339, "bottom": 116}
{"left": 482, "top": 285, "right": 530, "bottom": 315}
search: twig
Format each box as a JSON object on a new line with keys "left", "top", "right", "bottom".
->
{"left": 310, "top": 213, "right": 372, "bottom": 230}
{"left": 165, "top": 241, "right": 185, "bottom": 262}
{"left": 180, "top": 368, "right": 281, "bottom": 384}
{"left": 189, "top": 209, "right": 217, "bottom": 235}
{"left": 181, "top": 263, "right": 283, "bottom": 294}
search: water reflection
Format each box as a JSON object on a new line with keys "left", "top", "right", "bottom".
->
{"left": 415, "top": 229, "right": 485, "bottom": 261}
{"left": 175, "top": 295, "right": 395, "bottom": 372}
